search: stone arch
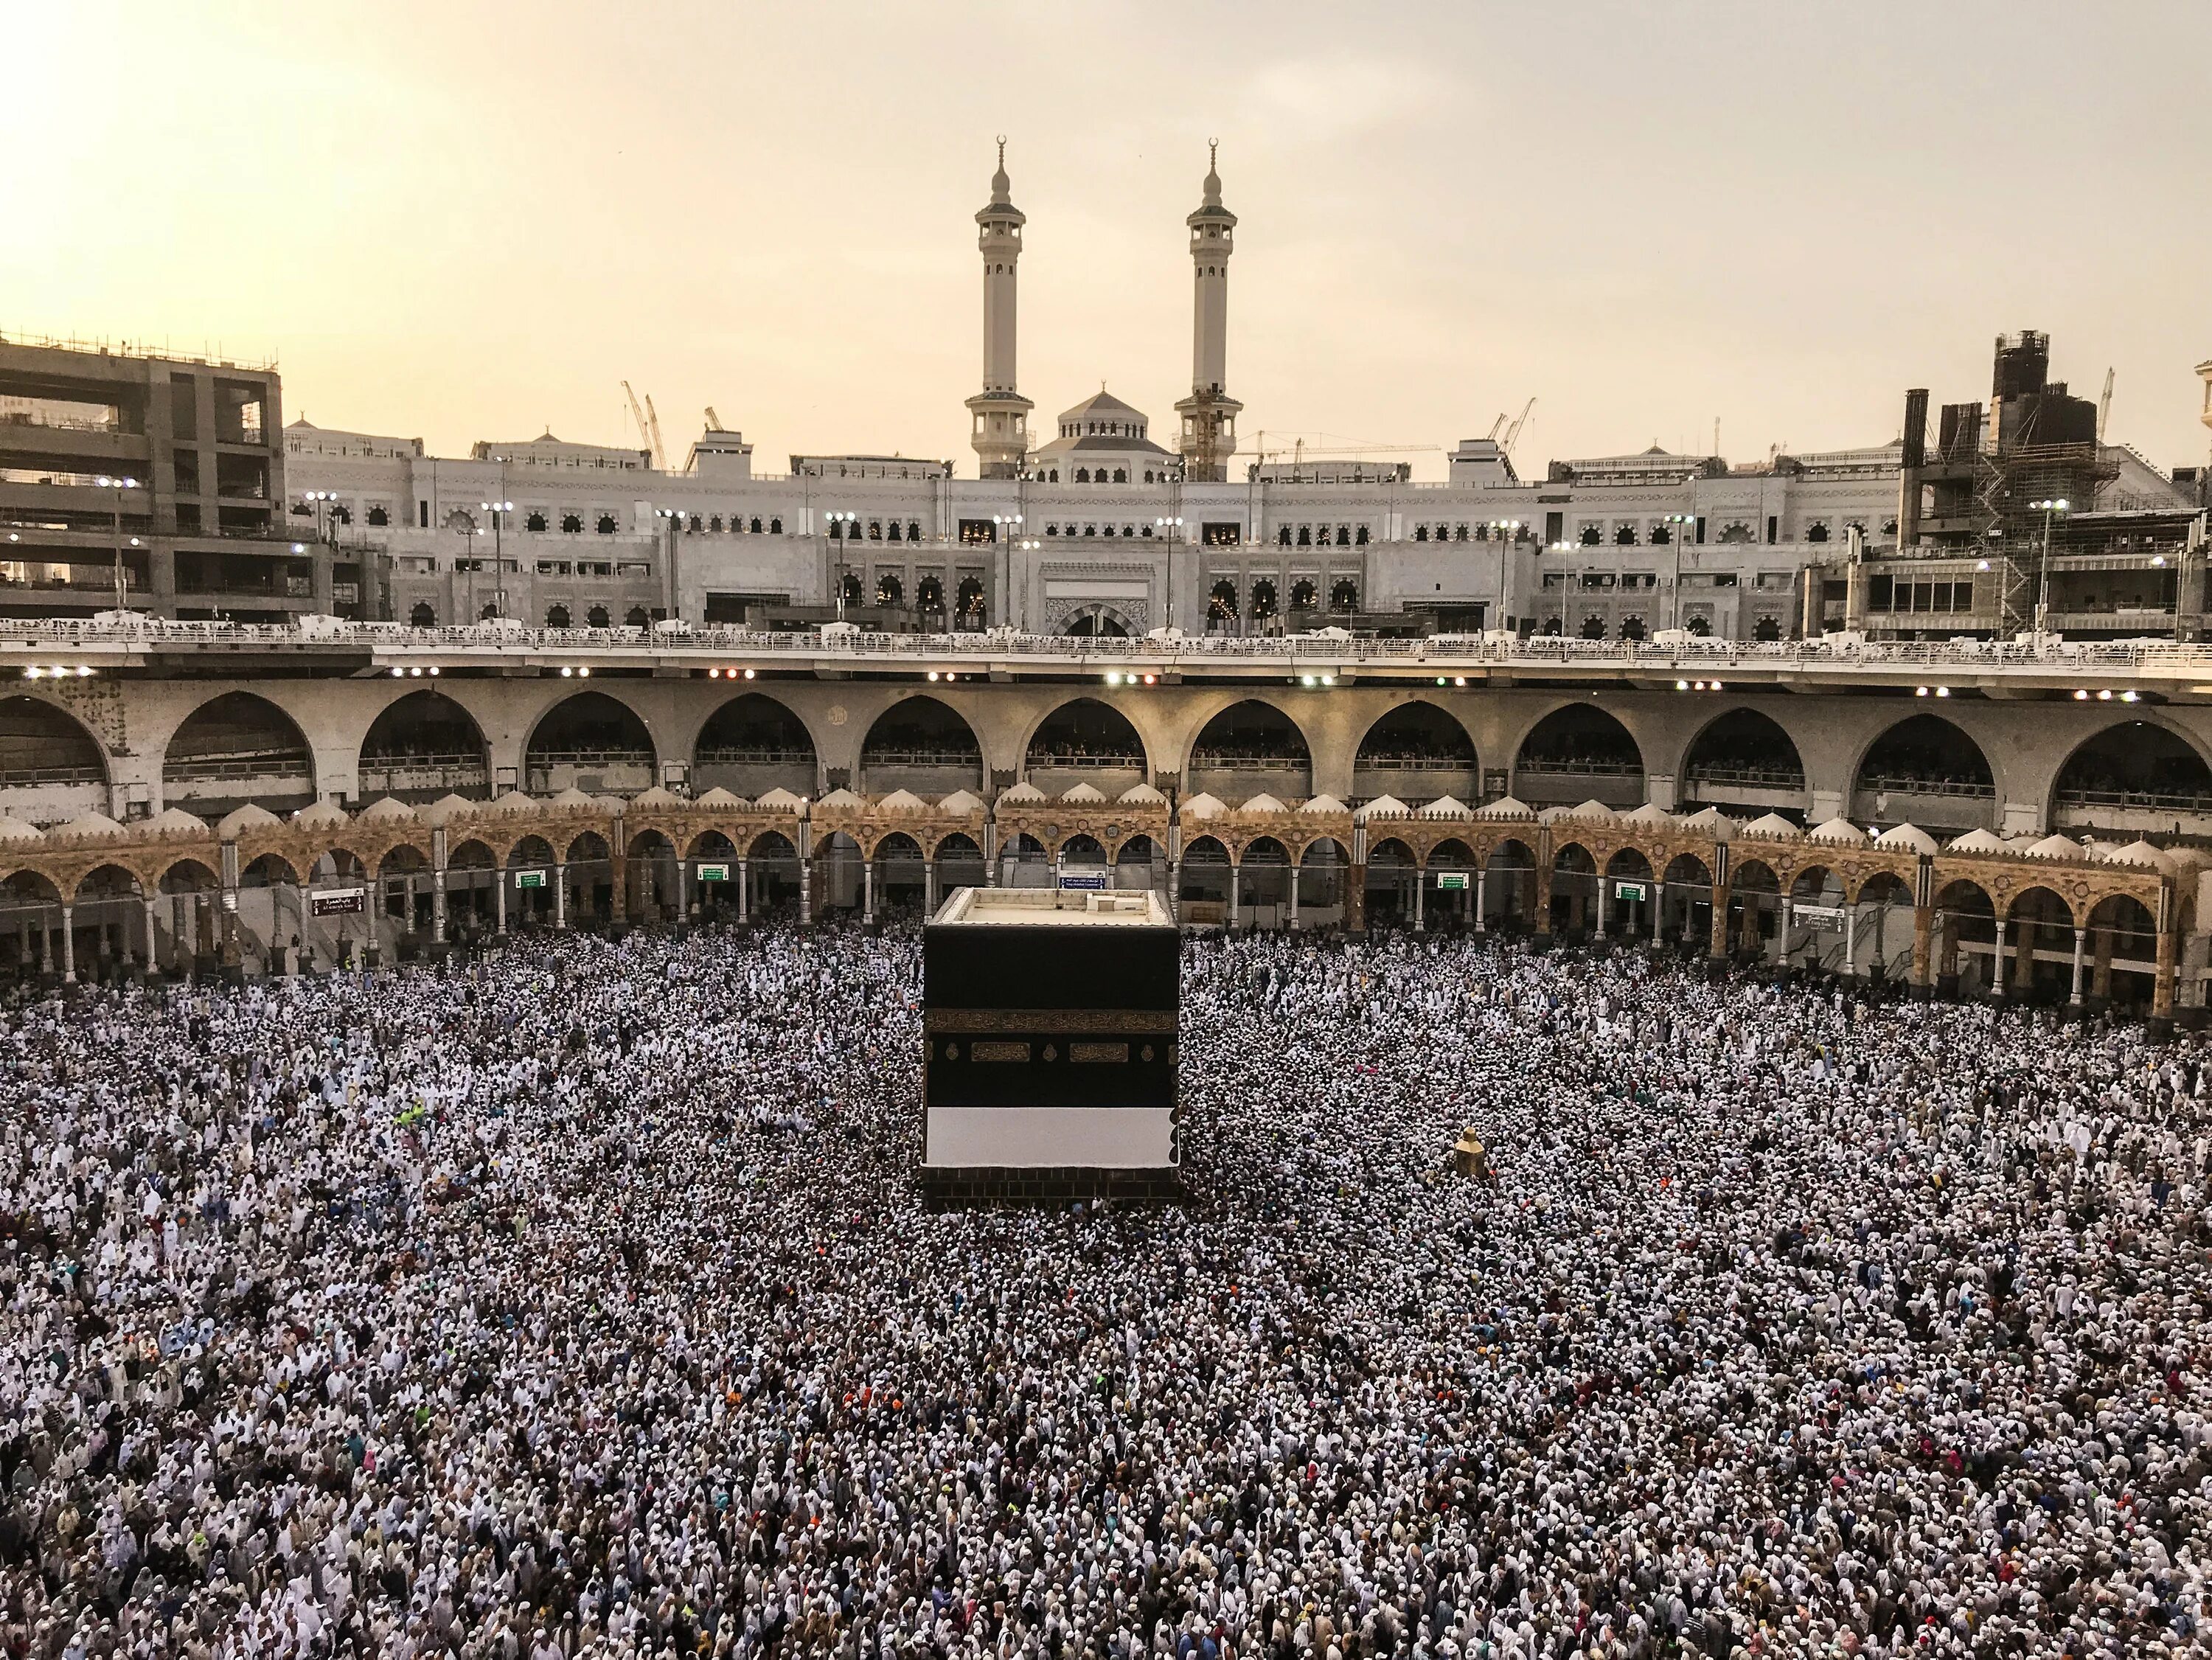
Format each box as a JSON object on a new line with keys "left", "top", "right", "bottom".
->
{"left": 1186, "top": 698, "right": 1314, "bottom": 803}
{"left": 1511, "top": 702, "right": 1644, "bottom": 808}
{"left": 240, "top": 852, "right": 299, "bottom": 886}
{"left": 443, "top": 836, "right": 501, "bottom": 931}
{"left": 1679, "top": 707, "right": 1808, "bottom": 811}
{"left": 1237, "top": 833, "right": 1291, "bottom": 921}
{"left": 2084, "top": 891, "right": 2160, "bottom": 1009}
{"left": 1353, "top": 701, "right": 1479, "bottom": 805}
{"left": 684, "top": 827, "right": 740, "bottom": 861}
{"left": 744, "top": 827, "right": 800, "bottom": 861}
{"left": 1659, "top": 850, "right": 1715, "bottom": 948}
{"left": 358, "top": 690, "right": 491, "bottom": 802}
{"left": 1363, "top": 835, "right": 1418, "bottom": 928}
{"left": 693, "top": 692, "right": 820, "bottom": 798}
{"left": 0, "top": 867, "right": 63, "bottom": 979}
{"left": 1060, "top": 603, "right": 1135, "bottom": 638}
{"left": 0, "top": 695, "right": 111, "bottom": 824}
{"left": 1930, "top": 876, "right": 2000, "bottom": 996}
{"left": 858, "top": 695, "right": 984, "bottom": 793}
{"left": 2003, "top": 883, "right": 2079, "bottom": 1003}
{"left": 1849, "top": 714, "right": 1998, "bottom": 832}
{"left": 162, "top": 691, "right": 316, "bottom": 816}
{"left": 1023, "top": 696, "right": 1151, "bottom": 788}
{"left": 525, "top": 691, "right": 658, "bottom": 795}
{"left": 874, "top": 830, "right": 928, "bottom": 914}
{"left": 934, "top": 832, "right": 988, "bottom": 894}
{"left": 2048, "top": 719, "right": 2212, "bottom": 836}
{"left": 1848, "top": 870, "right": 1915, "bottom": 981}
{"left": 1482, "top": 836, "right": 1538, "bottom": 930}
{"left": 1179, "top": 833, "right": 1232, "bottom": 914}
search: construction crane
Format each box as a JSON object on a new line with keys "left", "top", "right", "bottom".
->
{"left": 1250, "top": 430, "right": 1436, "bottom": 465}
{"left": 644, "top": 395, "right": 667, "bottom": 473}
{"left": 1499, "top": 397, "right": 1536, "bottom": 459}
{"left": 620, "top": 381, "right": 667, "bottom": 469}
{"left": 704, "top": 406, "right": 723, "bottom": 431}
{"left": 2098, "top": 368, "right": 2115, "bottom": 443}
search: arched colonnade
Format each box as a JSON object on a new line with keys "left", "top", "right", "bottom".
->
{"left": 20, "top": 676, "right": 2212, "bottom": 844}
{"left": 0, "top": 790, "right": 2186, "bottom": 1019}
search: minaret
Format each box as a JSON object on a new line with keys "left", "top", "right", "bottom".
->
{"left": 1175, "top": 140, "right": 1242, "bottom": 482}
{"left": 966, "top": 138, "right": 1033, "bottom": 480}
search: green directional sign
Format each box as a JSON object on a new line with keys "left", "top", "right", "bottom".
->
{"left": 1435, "top": 872, "right": 1469, "bottom": 891}
{"left": 697, "top": 863, "right": 730, "bottom": 882}
{"left": 1614, "top": 881, "right": 1647, "bottom": 902}
{"left": 514, "top": 870, "right": 546, "bottom": 890}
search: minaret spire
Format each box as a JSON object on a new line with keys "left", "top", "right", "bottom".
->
{"left": 967, "top": 138, "right": 1033, "bottom": 480}
{"left": 1175, "top": 139, "right": 1241, "bottom": 482}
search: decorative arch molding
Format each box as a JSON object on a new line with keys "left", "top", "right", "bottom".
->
{"left": 1840, "top": 711, "right": 2008, "bottom": 813}
{"left": 2038, "top": 712, "right": 2212, "bottom": 819}
{"left": 674, "top": 688, "right": 831, "bottom": 789}
{"left": 1501, "top": 696, "right": 1649, "bottom": 774}
{"left": 1351, "top": 698, "right": 1481, "bottom": 770}
{"left": 1672, "top": 704, "right": 1810, "bottom": 785}
{"left": 0, "top": 691, "right": 118, "bottom": 780}
{"left": 1052, "top": 600, "right": 1144, "bottom": 638}
{"left": 1014, "top": 695, "right": 1156, "bottom": 780}
{"left": 1172, "top": 692, "right": 1324, "bottom": 785}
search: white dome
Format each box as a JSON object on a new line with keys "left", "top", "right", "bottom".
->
{"left": 1874, "top": 823, "right": 1938, "bottom": 854}
{"left": 1945, "top": 828, "right": 2006, "bottom": 855}
{"left": 1807, "top": 816, "right": 1868, "bottom": 846}
{"left": 937, "top": 788, "right": 985, "bottom": 814}
{"left": 2025, "top": 833, "right": 2084, "bottom": 861}
{"left": 2103, "top": 838, "right": 2176, "bottom": 872}
{"left": 1352, "top": 795, "right": 1408, "bottom": 823}
{"left": 147, "top": 807, "right": 209, "bottom": 837}
{"left": 753, "top": 786, "right": 808, "bottom": 812}
{"left": 1058, "top": 782, "right": 1107, "bottom": 805}
{"left": 1181, "top": 792, "right": 1227, "bottom": 820}
{"left": 996, "top": 780, "right": 1046, "bottom": 805}
{"left": 1299, "top": 793, "right": 1349, "bottom": 816}
{"left": 1474, "top": 795, "right": 1534, "bottom": 821}
{"left": 1621, "top": 802, "right": 1674, "bottom": 827}
{"left": 814, "top": 786, "right": 866, "bottom": 810}
{"left": 876, "top": 788, "right": 931, "bottom": 813}
{"left": 692, "top": 786, "right": 748, "bottom": 808}
{"left": 55, "top": 810, "right": 125, "bottom": 839}
{"left": 418, "top": 793, "right": 479, "bottom": 827}
{"left": 0, "top": 815, "right": 42, "bottom": 843}
{"left": 1416, "top": 795, "right": 1472, "bottom": 819}
{"left": 217, "top": 802, "right": 282, "bottom": 838}
{"left": 1116, "top": 782, "right": 1166, "bottom": 805}
{"left": 1739, "top": 813, "right": 1803, "bottom": 841}
{"left": 627, "top": 785, "right": 681, "bottom": 810}
{"left": 1239, "top": 793, "right": 1288, "bottom": 814}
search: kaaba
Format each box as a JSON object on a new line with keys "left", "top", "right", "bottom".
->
{"left": 922, "top": 887, "right": 1180, "bottom": 1193}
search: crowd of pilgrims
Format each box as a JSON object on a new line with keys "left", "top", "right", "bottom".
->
{"left": 0, "top": 920, "right": 2209, "bottom": 1660}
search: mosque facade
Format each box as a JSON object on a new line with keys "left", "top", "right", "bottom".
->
{"left": 264, "top": 150, "right": 2205, "bottom": 645}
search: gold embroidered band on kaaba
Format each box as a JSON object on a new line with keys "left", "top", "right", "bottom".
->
{"left": 925, "top": 1009, "right": 1179, "bottom": 1035}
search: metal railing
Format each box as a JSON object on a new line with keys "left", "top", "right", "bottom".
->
{"left": 1, "top": 615, "right": 2210, "bottom": 677}
{"left": 1517, "top": 757, "right": 1643, "bottom": 777}
{"left": 1682, "top": 765, "right": 1808, "bottom": 789}
{"left": 2055, "top": 788, "right": 2212, "bottom": 813}
{"left": 1856, "top": 776, "right": 1997, "bottom": 801}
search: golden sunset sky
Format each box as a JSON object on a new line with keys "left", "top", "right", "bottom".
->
{"left": 9, "top": 1, "right": 2208, "bottom": 476}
